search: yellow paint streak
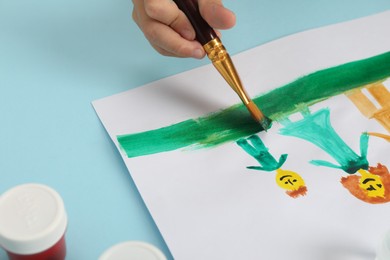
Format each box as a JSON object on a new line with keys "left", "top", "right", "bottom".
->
{"left": 367, "top": 83, "right": 390, "bottom": 107}
{"left": 373, "top": 109, "right": 390, "bottom": 133}
{"left": 346, "top": 89, "right": 377, "bottom": 118}
{"left": 346, "top": 80, "right": 390, "bottom": 133}
{"left": 367, "top": 132, "right": 390, "bottom": 142}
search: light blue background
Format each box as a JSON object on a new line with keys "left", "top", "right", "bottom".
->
{"left": 1, "top": 1, "right": 389, "bottom": 259}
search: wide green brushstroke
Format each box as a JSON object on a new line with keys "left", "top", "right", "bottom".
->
{"left": 236, "top": 135, "right": 287, "bottom": 171}
{"left": 117, "top": 52, "right": 390, "bottom": 158}
{"left": 279, "top": 108, "right": 368, "bottom": 173}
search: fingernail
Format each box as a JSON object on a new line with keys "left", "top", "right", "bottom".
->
{"left": 192, "top": 48, "right": 204, "bottom": 59}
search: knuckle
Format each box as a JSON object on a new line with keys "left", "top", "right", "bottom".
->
{"left": 168, "top": 15, "right": 181, "bottom": 28}
{"left": 155, "top": 47, "right": 171, "bottom": 57}
{"left": 144, "top": 0, "right": 162, "bottom": 19}
{"left": 143, "top": 26, "right": 159, "bottom": 44}
{"left": 171, "top": 44, "right": 190, "bottom": 57}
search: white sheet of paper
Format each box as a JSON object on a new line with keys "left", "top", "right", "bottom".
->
{"left": 93, "top": 11, "right": 390, "bottom": 260}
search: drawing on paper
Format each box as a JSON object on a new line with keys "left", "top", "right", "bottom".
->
{"left": 116, "top": 52, "right": 390, "bottom": 158}
{"left": 368, "top": 132, "right": 390, "bottom": 142}
{"left": 346, "top": 81, "right": 390, "bottom": 132}
{"left": 236, "top": 135, "right": 287, "bottom": 171}
{"left": 277, "top": 107, "right": 390, "bottom": 203}
{"left": 279, "top": 108, "right": 369, "bottom": 173}
{"left": 90, "top": 13, "right": 390, "bottom": 260}
{"left": 275, "top": 169, "right": 307, "bottom": 198}
{"left": 115, "top": 53, "right": 390, "bottom": 204}
{"left": 236, "top": 135, "right": 307, "bottom": 198}
{"left": 341, "top": 164, "right": 390, "bottom": 204}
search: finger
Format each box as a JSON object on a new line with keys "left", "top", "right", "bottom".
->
{"left": 143, "top": 20, "right": 205, "bottom": 58}
{"left": 143, "top": 0, "right": 179, "bottom": 25}
{"left": 143, "top": 0, "right": 196, "bottom": 40}
{"left": 132, "top": 0, "right": 204, "bottom": 58}
{"left": 198, "top": 0, "right": 236, "bottom": 29}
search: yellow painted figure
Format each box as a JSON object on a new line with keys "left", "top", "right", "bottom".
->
{"left": 341, "top": 164, "right": 390, "bottom": 204}
{"left": 275, "top": 169, "right": 307, "bottom": 198}
{"left": 358, "top": 169, "right": 385, "bottom": 198}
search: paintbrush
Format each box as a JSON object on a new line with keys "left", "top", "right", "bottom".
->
{"left": 173, "top": 0, "right": 270, "bottom": 130}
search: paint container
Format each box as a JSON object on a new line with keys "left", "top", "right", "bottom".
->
{"left": 376, "top": 230, "right": 390, "bottom": 260}
{"left": 0, "top": 184, "right": 67, "bottom": 260}
{"left": 99, "top": 241, "right": 167, "bottom": 260}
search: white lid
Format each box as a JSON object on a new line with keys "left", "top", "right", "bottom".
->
{"left": 99, "top": 241, "right": 167, "bottom": 260}
{"left": 376, "top": 230, "right": 390, "bottom": 260}
{"left": 0, "top": 183, "right": 67, "bottom": 254}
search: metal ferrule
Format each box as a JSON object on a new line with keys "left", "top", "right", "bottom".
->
{"left": 203, "top": 38, "right": 251, "bottom": 105}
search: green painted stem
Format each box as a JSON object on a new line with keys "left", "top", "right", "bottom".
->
{"left": 117, "top": 52, "right": 390, "bottom": 158}
{"left": 236, "top": 135, "right": 287, "bottom": 171}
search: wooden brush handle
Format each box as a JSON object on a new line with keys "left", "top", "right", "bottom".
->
{"left": 173, "top": 0, "right": 218, "bottom": 45}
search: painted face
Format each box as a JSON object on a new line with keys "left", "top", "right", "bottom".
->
{"left": 275, "top": 169, "right": 305, "bottom": 191}
{"left": 358, "top": 169, "right": 385, "bottom": 198}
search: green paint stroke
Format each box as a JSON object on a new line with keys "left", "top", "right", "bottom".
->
{"left": 117, "top": 52, "right": 390, "bottom": 158}
{"left": 279, "top": 108, "right": 369, "bottom": 174}
{"left": 236, "top": 135, "right": 287, "bottom": 171}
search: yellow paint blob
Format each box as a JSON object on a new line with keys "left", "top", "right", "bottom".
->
{"left": 358, "top": 169, "right": 385, "bottom": 198}
{"left": 275, "top": 169, "right": 305, "bottom": 191}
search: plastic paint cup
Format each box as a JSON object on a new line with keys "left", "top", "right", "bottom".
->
{"left": 0, "top": 184, "right": 67, "bottom": 260}
{"left": 376, "top": 230, "right": 390, "bottom": 260}
{"left": 99, "top": 241, "right": 167, "bottom": 260}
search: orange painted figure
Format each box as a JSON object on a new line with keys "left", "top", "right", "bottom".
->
{"left": 341, "top": 132, "right": 390, "bottom": 203}
{"left": 341, "top": 164, "right": 390, "bottom": 204}
{"left": 346, "top": 80, "right": 390, "bottom": 133}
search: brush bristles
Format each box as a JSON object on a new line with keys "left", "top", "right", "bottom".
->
{"left": 246, "top": 101, "right": 270, "bottom": 130}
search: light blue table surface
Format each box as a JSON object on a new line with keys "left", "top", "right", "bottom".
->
{"left": 1, "top": 1, "right": 389, "bottom": 259}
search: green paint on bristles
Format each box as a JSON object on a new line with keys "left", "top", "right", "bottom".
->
{"left": 261, "top": 116, "right": 272, "bottom": 132}
{"left": 117, "top": 51, "right": 390, "bottom": 158}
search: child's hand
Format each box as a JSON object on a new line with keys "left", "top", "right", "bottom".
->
{"left": 132, "top": 0, "right": 236, "bottom": 58}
